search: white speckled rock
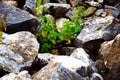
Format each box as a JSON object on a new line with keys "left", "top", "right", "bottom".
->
{"left": 32, "top": 62, "right": 85, "bottom": 80}
{"left": 0, "top": 70, "right": 32, "bottom": 80}
{"left": 74, "top": 15, "right": 120, "bottom": 51}
{"left": 0, "top": 31, "right": 39, "bottom": 73}
{"left": 38, "top": 48, "right": 95, "bottom": 72}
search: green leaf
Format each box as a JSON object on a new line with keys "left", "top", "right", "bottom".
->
{"left": 0, "top": 31, "right": 3, "bottom": 44}
{"left": 41, "top": 30, "right": 48, "bottom": 37}
{"left": 37, "top": 0, "right": 42, "bottom": 7}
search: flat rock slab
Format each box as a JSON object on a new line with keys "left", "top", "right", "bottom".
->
{"left": 0, "top": 3, "right": 40, "bottom": 34}
{"left": 0, "top": 31, "right": 39, "bottom": 73}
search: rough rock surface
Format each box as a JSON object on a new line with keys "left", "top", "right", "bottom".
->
{"left": 99, "top": 34, "right": 120, "bottom": 67}
{"left": 0, "top": 31, "right": 39, "bottom": 73}
{"left": 0, "top": 3, "right": 40, "bottom": 34}
{"left": 43, "top": 3, "right": 71, "bottom": 18}
{"left": 24, "top": 0, "right": 37, "bottom": 15}
{"left": 32, "top": 62, "right": 85, "bottom": 80}
{"left": 38, "top": 48, "right": 95, "bottom": 72}
{"left": 0, "top": 71, "right": 32, "bottom": 80}
{"left": 74, "top": 15, "right": 120, "bottom": 51}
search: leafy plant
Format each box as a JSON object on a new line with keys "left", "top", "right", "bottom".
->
{"left": 71, "top": 6, "right": 85, "bottom": 26}
{"left": 37, "top": 6, "right": 85, "bottom": 52}
{"left": 0, "top": 10, "right": 7, "bottom": 44}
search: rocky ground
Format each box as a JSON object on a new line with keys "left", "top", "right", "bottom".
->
{"left": 0, "top": 0, "right": 120, "bottom": 80}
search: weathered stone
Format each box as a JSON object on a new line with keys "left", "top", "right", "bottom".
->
{"left": 85, "top": 1, "right": 102, "bottom": 7}
{"left": 90, "top": 73, "right": 103, "bottom": 80}
{"left": 2, "top": 0, "right": 17, "bottom": 7}
{"left": 84, "top": 7, "right": 97, "bottom": 17}
{"left": 38, "top": 48, "right": 96, "bottom": 72}
{"left": 50, "top": 0, "right": 67, "bottom": 4}
{"left": 95, "top": 9, "right": 104, "bottom": 16}
{"left": 0, "top": 71, "right": 32, "bottom": 80}
{"left": 69, "top": 0, "right": 82, "bottom": 7}
{"left": 99, "top": 34, "right": 120, "bottom": 67}
{"left": 105, "top": 8, "right": 120, "bottom": 18}
{"left": 24, "top": 0, "right": 37, "bottom": 15}
{"left": 0, "top": 3, "right": 40, "bottom": 34}
{"left": 110, "top": 63, "right": 120, "bottom": 80}
{"left": 0, "top": 31, "right": 39, "bottom": 73}
{"left": 32, "top": 62, "right": 85, "bottom": 80}
{"left": 74, "top": 15, "right": 120, "bottom": 53}
{"left": 104, "top": 0, "right": 118, "bottom": 6}
{"left": 43, "top": 3, "right": 71, "bottom": 18}
{"left": 62, "top": 47, "right": 76, "bottom": 56}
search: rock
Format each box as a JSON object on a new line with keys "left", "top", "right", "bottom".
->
{"left": 24, "top": 0, "right": 37, "bottom": 15}
{"left": 110, "top": 63, "right": 120, "bottom": 80}
{"left": 76, "top": 66, "right": 94, "bottom": 77}
{"left": 69, "top": 0, "right": 82, "bottom": 7}
{"left": 32, "top": 62, "right": 85, "bottom": 80}
{"left": 38, "top": 48, "right": 96, "bottom": 72}
{"left": 85, "top": 1, "right": 102, "bottom": 7}
{"left": 95, "top": 9, "right": 104, "bottom": 16}
{"left": 50, "top": 0, "right": 67, "bottom": 4}
{"left": 56, "top": 18, "right": 69, "bottom": 32}
{"left": 43, "top": 3, "right": 71, "bottom": 18}
{"left": 84, "top": 7, "right": 97, "bottom": 17}
{"left": 74, "top": 15, "right": 120, "bottom": 54}
{"left": 104, "top": 0, "right": 118, "bottom": 6}
{"left": 105, "top": 9, "right": 120, "bottom": 18}
{"left": 62, "top": 47, "right": 76, "bottom": 56}
{"left": 99, "top": 34, "right": 120, "bottom": 67}
{"left": 0, "top": 3, "right": 40, "bottom": 34}
{"left": 90, "top": 73, "right": 103, "bottom": 80}
{"left": 0, "top": 70, "right": 32, "bottom": 80}
{"left": 0, "top": 31, "right": 39, "bottom": 73}
{"left": 2, "top": 0, "right": 17, "bottom": 7}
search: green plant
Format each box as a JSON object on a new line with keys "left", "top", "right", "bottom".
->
{"left": 37, "top": 6, "right": 85, "bottom": 53}
{"left": 71, "top": 6, "right": 85, "bottom": 26}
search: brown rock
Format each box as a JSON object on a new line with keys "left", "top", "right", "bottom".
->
{"left": 99, "top": 34, "right": 120, "bottom": 67}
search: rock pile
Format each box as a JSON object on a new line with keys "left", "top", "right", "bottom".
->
{"left": 0, "top": 0, "right": 120, "bottom": 80}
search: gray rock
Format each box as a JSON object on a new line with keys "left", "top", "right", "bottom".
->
{"left": 24, "top": 0, "right": 37, "bottom": 15}
{"left": 74, "top": 15, "right": 120, "bottom": 51}
{"left": 85, "top": 1, "right": 102, "bottom": 7}
{"left": 0, "top": 71, "right": 32, "bottom": 80}
{"left": 90, "top": 73, "right": 103, "bottom": 80}
{"left": 38, "top": 48, "right": 96, "bottom": 73}
{"left": 0, "top": 31, "right": 39, "bottom": 73}
{"left": 0, "top": 3, "right": 40, "bottom": 34}
{"left": 32, "top": 62, "right": 85, "bottom": 80}
{"left": 43, "top": 3, "right": 71, "bottom": 18}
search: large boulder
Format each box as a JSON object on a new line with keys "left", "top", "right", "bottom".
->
{"left": 99, "top": 34, "right": 120, "bottom": 80}
{"left": 0, "top": 3, "right": 40, "bottom": 34}
{"left": 74, "top": 15, "right": 120, "bottom": 53}
{"left": 99, "top": 34, "right": 120, "bottom": 67}
{"left": 0, "top": 31, "right": 39, "bottom": 73}
{"left": 32, "top": 62, "right": 85, "bottom": 80}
